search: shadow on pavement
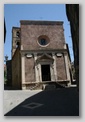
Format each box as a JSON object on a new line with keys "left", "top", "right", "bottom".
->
{"left": 4, "top": 87, "right": 79, "bottom": 116}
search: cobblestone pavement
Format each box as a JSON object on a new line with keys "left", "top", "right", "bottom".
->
{"left": 4, "top": 87, "right": 79, "bottom": 116}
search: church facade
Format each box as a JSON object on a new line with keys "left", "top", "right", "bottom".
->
{"left": 12, "top": 20, "right": 72, "bottom": 90}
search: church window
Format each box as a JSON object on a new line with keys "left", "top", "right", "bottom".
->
{"left": 39, "top": 38, "right": 47, "bottom": 45}
{"left": 38, "top": 35, "right": 50, "bottom": 47}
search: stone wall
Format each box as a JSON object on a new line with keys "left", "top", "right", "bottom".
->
{"left": 66, "top": 4, "right": 79, "bottom": 90}
{"left": 20, "top": 21, "right": 65, "bottom": 50}
{"left": 12, "top": 48, "right": 21, "bottom": 89}
{"left": 25, "top": 56, "right": 35, "bottom": 82}
{"left": 56, "top": 54, "right": 67, "bottom": 80}
{"left": 6, "top": 60, "right": 12, "bottom": 86}
{"left": 12, "top": 20, "right": 71, "bottom": 90}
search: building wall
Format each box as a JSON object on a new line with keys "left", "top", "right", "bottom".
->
{"left": 66, "top": 4, "right": 79, "bottom": 89}
{"left": 12, "top": 20, "right": 71, "bottom": 90}
{"left": 12, "top": 48, "right": 21, "bottom": 89}
{"left": 6, "top": 60, "right": 12, "bottom": 86}
{"left": 56, "top": 54, "right": 67, "bottom": 80}
{"left": 20, "top": 21, "right": 65, "bottom": 50}
{"left": 25, "top": 56, "right": 35, "bottom": 82}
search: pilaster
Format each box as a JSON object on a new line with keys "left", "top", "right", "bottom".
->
{"left": 34, "top": 53, "right": 39, "bottom": 82}
{"left": 21, "top": 53, "right": 26, "bottom": 90}
{"left": 52, "top": 53, "right": 57, "bottom": 81}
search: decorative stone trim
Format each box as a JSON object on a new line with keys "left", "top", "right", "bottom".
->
{"left": 21, "top": 54, "right": 25, "bottom": 85}
{"left": 26, "top": 54, "right": 32, "bottom": 58}
{"left": 56, "top": 53, "right": 62, "bottom": 57}
{"left": 20, "top": 20, "right": 63, "bottom": 25}
{"left": 52, "top": 53, "right": 57, "bottom": 81}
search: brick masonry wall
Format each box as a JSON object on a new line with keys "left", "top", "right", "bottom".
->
{"left": 21, "top": 24, "right": 65, "bottom": 50}
{"left": 56, "top": 55, "right": 67, "bottom": 80}
{"left": 25, "top": 57, "right": 35, "bottom": 82}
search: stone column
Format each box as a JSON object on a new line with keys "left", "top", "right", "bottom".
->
{"left": 34, "top": 53, "right": 39, "bottom": 82}
{"left": 21, "top": 53, "right": 26, "bottom": 90}
{"left": 52, "top": 53, "right": 57, "bottom": 81}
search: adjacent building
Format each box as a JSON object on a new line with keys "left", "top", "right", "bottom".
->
{"left": 66, "top": 4, "right": 79, "bottom": 90}
{"left": 12, "top": 20, "right": 72, "bottom": 90}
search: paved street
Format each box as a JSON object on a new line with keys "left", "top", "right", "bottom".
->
{"left": 4, "top": 90, "right": 42, "bottom": 115}
{"left": 4, "top": 87, "right": 79, "bottom": 116}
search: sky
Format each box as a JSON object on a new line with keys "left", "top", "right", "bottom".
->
{"left": 4, "top": 4, "right": 74, "bottom": 62}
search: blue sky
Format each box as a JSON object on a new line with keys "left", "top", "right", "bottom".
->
{"left": 4, "top": 4, "right": 74, "bottom": 62}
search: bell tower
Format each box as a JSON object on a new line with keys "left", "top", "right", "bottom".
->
{"left": 12, "top": 27, "right": 20, "bottom": 57}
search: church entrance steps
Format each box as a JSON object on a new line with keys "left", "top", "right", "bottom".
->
{"left": 22, "top": 80, "right": 70, "bottom": 90}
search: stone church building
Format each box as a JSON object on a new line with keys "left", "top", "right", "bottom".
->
{"left": 12, "top": 20, "right": 72, "bottom": 90}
